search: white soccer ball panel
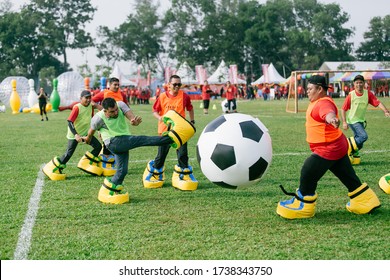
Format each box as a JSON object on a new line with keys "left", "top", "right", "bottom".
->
{"left": 196, "top": 113, "right": 272, "bottom": 189}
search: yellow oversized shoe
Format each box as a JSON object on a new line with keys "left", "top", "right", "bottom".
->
{"left": 142, "top": 160, "right": 165, "bottom": 188}
{"left": 99, "top": 154, "right": 116, "bottom": 176}
{"left": 347, "top": 137, "right": 358, "bottom": 156}
{"left": 162, "top": 110, "right": 196, "bottom": 149}
{"left": 77, "top": 151, "right": 103, "bottom": 176}
{"left": 379, "top": 173, "right": 390, "bottom": 194}
{"left": 276, "top": 186, "right": 317, "bottom": 219}
{"left": 346, "top": 183, "right": 381, "bottom": 214}
{"left": 351, "top": 155, "right": 361, "bottom": 165}
{"left": 172, "top": 165, "right": 198, "bottom": 191}
{"left": 98, "top": 178, "right": 129, "bottom": 204}
{"left": 42, "top": 157, "right": 67, "bottom": 181}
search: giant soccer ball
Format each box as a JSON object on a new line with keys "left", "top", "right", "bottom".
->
{"left": 196, "top": 113, "right": 272, "bottom": 189}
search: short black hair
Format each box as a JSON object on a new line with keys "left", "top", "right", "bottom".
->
{"left": 109, "top": 77, "right": 120, "bottom": 84}
{"left": 169, "top": 74, "right": 181, "bottom": 82}
{"left": 102, "top": 97, "right": 116, "bottom": 110}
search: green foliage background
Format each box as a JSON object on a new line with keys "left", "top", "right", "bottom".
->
{"left": 1, "top": 98, "right": 390, "bottom": 260}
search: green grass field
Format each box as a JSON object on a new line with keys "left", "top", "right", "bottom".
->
{"left": 1, "top": 97, "right": 389, "bottom": 260}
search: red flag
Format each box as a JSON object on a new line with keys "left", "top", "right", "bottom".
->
{"left": 147, "top": 70, "right": 151, "bottom": 86}
{"left": 164, "top": 67, "right": 171, "bottom": 83}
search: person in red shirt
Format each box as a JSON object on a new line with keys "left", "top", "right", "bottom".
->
{"left": 263, "top": 84, "right": 270, "bottom": 101}
{"left": 225, "top": 81, "right": 237, "bottom": 113}
{"left": 341, "top": 75, "right": 390, "bottom": 165}
{"left": 42, "top": 90, "right": 103, "bottom": 180}
{"left": 201, "top": 80, "right": 212, "bottom": 114}
{"left": 143, "top": 74, "right": 197, "bottom": 191}
{"left": 277, "top": 75, "right": 380, "bottom": 219}
{"left": 343, "top": 84, "right": 349, "bottom": 96}
{"left": 92, "top": 77, "right": 128, "bottom": 105}
{"left": 297, "top": 84, "right": 305, "bottom": 99}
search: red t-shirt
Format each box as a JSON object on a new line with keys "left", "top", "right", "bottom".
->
{"left": 201, "top": 85, "right": 211, "bottom": 100}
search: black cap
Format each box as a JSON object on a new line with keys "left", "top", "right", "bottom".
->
{"left": 308, "top": 75, "right": 328, "bottom": 89}
{"left": 353, "top": 74, "right": 364, "bottom": 82}
{"left": 80, "top": 90, "right": 92, "bottom": 98}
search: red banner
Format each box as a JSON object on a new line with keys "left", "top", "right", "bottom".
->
{"left": 262, "top": 64, "right": 269, "bottom": 83}
{"left": 230, "top": 64, "right": 238, "bottom": 84}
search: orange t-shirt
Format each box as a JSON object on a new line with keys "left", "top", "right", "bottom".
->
{"left": 306, "top": 97, "right": 347, "bottom": 160}
{"left": 153, "top": 90, "right": 193, "bottom": 134}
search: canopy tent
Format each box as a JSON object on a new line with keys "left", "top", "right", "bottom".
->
{"left": 110, "top": 63, "right": 137, "bottom": 86}
{"left": 372, "top": 71, "right": 390, "bottom": 80}
{"left": 175, "top": 61, "right": 198, "bottom": 85}
{"left": 329, "top": 72, "right": 344, "bottom": 83}
{"left": 207, "top": 60, "right": 246, "bottom": 85}
{"left": 251, "top": 63, "right": 287, "bottom": 85}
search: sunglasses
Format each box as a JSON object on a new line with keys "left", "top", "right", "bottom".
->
{"left": 171, "top": 83, "right": 182, "bottom": 87}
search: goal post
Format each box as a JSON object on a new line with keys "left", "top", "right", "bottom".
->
{"left": 285, "top": 69, "right": 390, "bottom": 113}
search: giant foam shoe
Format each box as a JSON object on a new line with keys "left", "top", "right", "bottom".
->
{"left": 379, "top": 173, "right": 390, "bottom": 194}
{"left": 347, "top": 137, "right": 360, "bottom": 165}
{"left": 346, "top": 183, "right": 381, "bottom": 214}
{"left": 276, "top": 185, "right": 318, "bottom": 219}
{"left": 172, "top": 165, "right": 198, "bottom": 191}
{"left": 143, "top": 160, "right": 165, "bottom": 188}
{"left": 162, "top": 110, "right": 196, "bottom": 149}
{"left": 99, "top": 154, "right": 116, "bottom": 177}
{"left": 98, "top": 178, "right": 129, "bottom": 204}
{"left": 42, "top": 157, "right": 66, "bottom": 181}
{"left": 77, "top": 151, "right": 103, "bottom": 176}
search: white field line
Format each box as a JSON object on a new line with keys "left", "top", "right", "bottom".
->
{"left": 15, "top": 148, "right": 389, "bottom": 258}
{"left": 13, "top": 164, "right": 45, "bottom": 260}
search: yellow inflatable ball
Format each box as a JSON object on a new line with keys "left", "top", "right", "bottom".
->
{"left": 22, "top": 108, "right": 31, "bottom": 113}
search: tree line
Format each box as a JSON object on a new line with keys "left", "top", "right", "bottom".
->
{"left": 0, "top": 0, "right": 389, "bottom": 86}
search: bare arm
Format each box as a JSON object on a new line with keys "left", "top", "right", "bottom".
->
{"left": 83, "top": 128, "right": 96, "bottom": 144}
{"left": 341, "top": 109, "right": 348, "bottom": 130}
{"left": 188, "top": 109, "right": 195, "bottom": 123}
{"left": 325, "top": 111, "right": 340, "bottom": 128}
{"left": 124, "top": 110, "right": 142, "bottom": 126}
{"left": 378, "top": 102, "right": 390, "bottom": 117}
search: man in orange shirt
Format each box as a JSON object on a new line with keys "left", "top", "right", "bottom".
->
{"left": 92, "top": 77, "right": 128, "bottom": 105}
{"left": 143, "top": 75, "right": 197, "bottom": 191}
{"left": 276, "top": 75, "right": 380, "bottom": 219}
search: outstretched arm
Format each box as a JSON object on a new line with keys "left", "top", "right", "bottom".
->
{"left": 125, "top": 110, "right": 142, "bottom": 126}
{"left": 378, "top": 102, "right": 390, "bottom": 117}
{"left": 325, "top": 112, "right": 340, "bottom": 128}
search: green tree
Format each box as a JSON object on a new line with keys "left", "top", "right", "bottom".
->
{"left": 286, "top": 0, "right": 353, "bottom": 70}
{"left": 26, "top": 0, "right": 97, "bottom": 71}
{"left": 0, "top": 7, "right": 62, "bottom": 80}
{"left": 96, "top": 0, "right": 163, "bottom": 75}
{"left": 356, "top": 15, "right": 390, "bottom": 61}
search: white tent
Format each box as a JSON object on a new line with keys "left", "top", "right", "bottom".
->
{"left": 110, "top": 63, "right": 137, "bottom": 86}
{"left": 176, "top": 61, "right": 197, "bottom": 85}
{"left": 207, "top": 60, "right": 246, "bottom": 85}
{"left": 251, "top": 63, "right": 286, "bottom": 85}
